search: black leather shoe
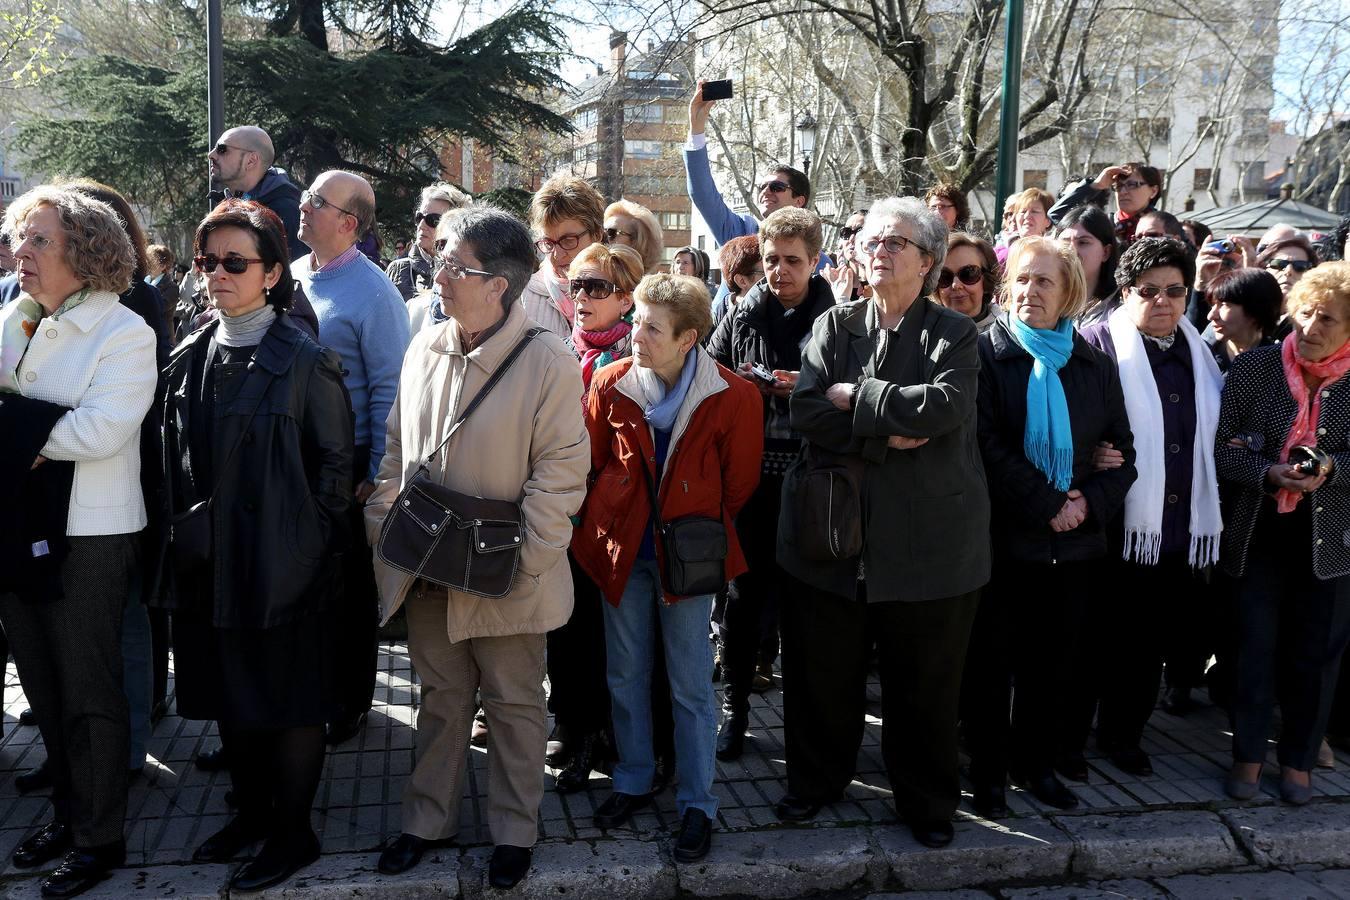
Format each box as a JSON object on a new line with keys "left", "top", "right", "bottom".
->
{"left": 1015, "top": 771, "right": 1079, "bottom": 810}
{"left": 673, "top": 809, "right": 713, "bottom": 862}
{"left": 192, "top": 816, "right": 266, "bottom": 863}
{"left": 194, "top": 745, "right": 229, "bottom": 772}
{"left": 18, "top": 708, "right": 36, "bottom": 726}
{"left": 14, "top": 822, "right": 72, "bottom": 869}
{"left": 651, "top": 755, "right": 675, "bottom": 795}
{"left": 377, "top": 832, "right": 455, "bottom": 875}
{"left": 593, "top": 791, "right": 651, "bottom": 830}
{"left": 972, "top": 783, "right": 1008, "bottom": 819}
{"left": 715, "top": 710, "right": 748, "bottom": 762}
{"left": 1160, "top": 686, "right": 1196, "bottom": 716}
{"left": 773, "top": 794, "right": 822, "bottom": 822}
{"left": 488, "top": 844, "right": 532, "bottom": 889}
{"left": 16, "top": 762, "right": 53, "bottom": 794}
{"left": 1054, "top": 753, "right": 1090, "bottom": 783}
{"left": 554, "top": 733, "right": 599, "bottom": 794}
{"left": 325, "top": 712, "right": 368, "bottom": 747}
{"left": 229, "top": 834, "right": 320, "bottom": 893}
{"left": 1108, "top": 747, "right": 1153, "bottom": 777}
{"left": 910, "top": 819, "right": 955, "bottom": 849}
{"left": 40, "top": 842, "right": 124, "bottom": 898}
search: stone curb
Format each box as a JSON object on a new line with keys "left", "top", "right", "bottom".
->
{"left": 4, "top": 800, "right": 1350, "bottom": 898}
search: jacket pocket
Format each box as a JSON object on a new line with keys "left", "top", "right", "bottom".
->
{"left": 74, "top": 454, "right": 134, "bottom": 510}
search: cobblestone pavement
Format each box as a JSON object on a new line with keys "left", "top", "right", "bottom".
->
{"left": 1, "top": 643, "right": 1349, "bottom": 897}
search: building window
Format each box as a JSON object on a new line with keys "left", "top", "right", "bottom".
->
{"left": 1199, "top": 64, "right": 1225, "bottom": 88}
{"left": 1242, "top": 108, "right": 1267, "bottom": 136}
{"left": 573, "top": 108, "right": 596, "bottom": 130}
{"left": 626, "top": 174, "right": 685, "bottom": 194}
{"left": 624, "top": 140, "right": 666, "bottom": 159}
{"left": 624, "top": 104, "right": 663, "bottom": 123}
{"left": 1132, "top": 117, "right": 1171, "bottom": 144}
{"left": 1022, "top": 169, "right": 1048, "bottom": 190}
{"left": 1193, "top": 168, "right": 1216, "bottom": 191}
{"left": 1135, "top": 64, "right": 1169, "bottom": 89}
{"left": 572, "top": 143, "right": 599, "bottom": 164}
{"left": 1238, "top": 161, "right": 1265, "bottom": 191}
{"left": 659, "top": 211, "right": 691, "bottom": 230}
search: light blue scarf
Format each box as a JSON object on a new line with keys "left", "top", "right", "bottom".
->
{"left": 1007, "top": 315, "right": 1075, "bottom": 491}
{"left": 643, "top": 349, "right": 698, "bottom": 432}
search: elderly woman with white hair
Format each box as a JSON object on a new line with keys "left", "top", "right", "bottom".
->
{"left": 775, "top": 197, "right": 991, "bottom": 849}
{"left": 389, "top": 181, "right": 471, "bottom": 303}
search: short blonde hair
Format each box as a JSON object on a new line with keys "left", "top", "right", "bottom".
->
{"left": 421, "top": 181, "right": 470, "bottom": 210}
{"left": 604, "top": 199, "right": 664, "bottom": 273}
{"left": 634, "top": 273, "right": 713, "bottom": 342}
{"left": 530, "top": 174, "right": 605, "bottom": 239}
{"left": 1287, "top": 261, "right": 1350, "bottom": 322}
{"left": 760, "top": 207, "right": 823, "bottom": 260}
{"left": 4, "top": 186, "right": 135, "bottom": 295}
{"left": 1009, "top": 187, "right": 1054, "bottom": 217}
{"left": 1003, "top": 236, "right": 1088, "bottom": 321}
{"left": 569, "top": 242, "right": 645, "bottom": 294}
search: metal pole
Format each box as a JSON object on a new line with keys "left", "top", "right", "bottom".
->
{"left": 994, "top": 0, "right": 1024, "bottom": 220}
{"left": 207, "top": 0, "right": 225, "bottom": 203}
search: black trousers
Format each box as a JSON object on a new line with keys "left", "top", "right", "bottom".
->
{"left": 0, "top": 534, "right": 135, "bottom": 848}
{"left": 781, "top": 578, "right": 979, "bottom": 823}
{"left": 1231, "top": 502, "right": 1350, "bottom": 770}
{"left": 1095, "top": 551, "right": 1210, "bottom": 752}
{"left": 723, "top": 474, "right": 785, "bottom": 710}
{"left": 963, "top": 559, "right": 1092, "bottom": 784}
{"left": 336, "top": 446, "right": 379, "bottom": 725}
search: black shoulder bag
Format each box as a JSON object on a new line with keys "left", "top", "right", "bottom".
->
{"left": 375, "top": 329, "right": 541, "bottom": 599}
{"left": 639, "top": 453, "right": 728, "bottom": 597}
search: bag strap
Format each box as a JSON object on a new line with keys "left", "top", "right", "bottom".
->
{"left": 421, "top": 327, "right": 543, "bottom": 468}
{"left": 639, "top": 450, "right": 665, "bottom": 534}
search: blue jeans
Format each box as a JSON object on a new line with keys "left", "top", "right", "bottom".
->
{"left": 603, "top": 559, "right": 718, "bottom": 817}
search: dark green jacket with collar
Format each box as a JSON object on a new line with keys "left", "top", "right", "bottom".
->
{"left": 777, "top": 296, "right": 991, "bottom": 603}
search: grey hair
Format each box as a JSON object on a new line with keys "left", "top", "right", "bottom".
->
{"left": 421, "top": 181, "right": 470, "bottom": 211}
{"left": 863, "top": 196, "right": 949, "bottom": 295}
{"left": 437, "top": 205, "right": 537, "bottom": 312}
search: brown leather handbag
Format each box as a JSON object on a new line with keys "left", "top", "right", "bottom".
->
{"left": 375, "top": 329, "right": 541, "bottom": 598}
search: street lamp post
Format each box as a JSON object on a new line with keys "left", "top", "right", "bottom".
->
{"left": 994, "top": 0, "right": 1025, "bottom": 218}
{"left": 207, "top": 0, "right": 225, "bottom": 205}
{"left": 796, "top": 111, "right": 817, "bottom": 178}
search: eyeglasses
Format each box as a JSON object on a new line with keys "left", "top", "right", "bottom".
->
{"left": 301, "top": 190, "right": 357, "bottom": 220}
{"left": 756, "top": 180, "right": 790, "bottom": 194}
{"left": 570, "top": 277, "right": 621, "bottom": 299}
{"left": 863, "top": 234, "right": 929, "bottom": 256}
{"left": 14, "top": 231, "right": 53, "bottom": 252}
{"left": 435, "top": 256, "right": 496, "bottom": 280}
{"left": 604, "top": 226, "right": 637, "bottom": 242}
{"left": 938, "top": 265, "right": 986, "bottom": 290}
{"left": 928, "top": 201, "right": 955, "bottom": 211}
{"left": 414, "top": 212, "right": 442, "bottom": 228}
{"left": 1113, "top": 179, "right": 1149, "bottom": 192}
{"left": 1132, "top": 284, "right": 1189, "bottom": 300}
{"left": 535, "top": 230, "right": 590, "bottom": 253}
{"left": 195, "top": 254, "right": 265, "bottom": 274}
{"left": 1265, "top": 258, "right": 1315, "bottom": 273}
{"left": 840, "top": 225, "right": 863, "bottom": 239}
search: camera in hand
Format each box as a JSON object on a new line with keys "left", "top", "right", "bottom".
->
{"left": 1290, "top": 445, "right": 1332, "bottom": 478}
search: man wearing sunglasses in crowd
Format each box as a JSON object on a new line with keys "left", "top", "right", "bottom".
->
{"left": 386, "top": 182, "right": 470, "bottom": 302}
{"left": 207, "top": 126, "right": 309, "bottom": 261}
{"left": 294, "top": 170, "right": 412, "bottom": 748}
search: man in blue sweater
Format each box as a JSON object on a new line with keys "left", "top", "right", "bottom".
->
{"left": 295, "top": 169, "right": 412, "bottom": 745}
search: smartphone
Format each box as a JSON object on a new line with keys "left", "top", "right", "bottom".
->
{"left": 702, "top": 79, "right": 733, "bottom": 101}
{"left": 750, "top": 363, "right": 776, "bottom": 383}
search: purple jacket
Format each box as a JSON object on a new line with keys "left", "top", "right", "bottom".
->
{"left": 1080, "top": 322, "right": 1198, "bottom": 556}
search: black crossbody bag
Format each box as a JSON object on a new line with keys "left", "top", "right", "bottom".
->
{"left": 638, "top": 453, "right": 728, "bottom": 597}
{"left": 375, "top": 329, "right": 541, "bottom": 598}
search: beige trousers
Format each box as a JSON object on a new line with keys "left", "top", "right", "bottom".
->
{"left": 401, "top": 586, "right": 548, "bottom": 847}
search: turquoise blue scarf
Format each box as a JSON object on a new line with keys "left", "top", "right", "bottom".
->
{"left": 1007, "top": 315, "right": 1075, "bottom": 491}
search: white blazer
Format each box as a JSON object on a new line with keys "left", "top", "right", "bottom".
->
{"left": 10, "top": 289, "right": 157, "bottom": 536}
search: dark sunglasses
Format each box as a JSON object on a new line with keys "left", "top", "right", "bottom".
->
{"left": 604, "top": 226, "right": 637, "bottom": 242}
{"left": 195, "top": 254, "right": 265, "bottom": 274}
{"left": 415, "top": 212, "right": 442, "bottom": 228}
{"left": 1133, "top": 284, "right": 1189, "bottom": 300}
{"left": 209, "top": 142, "right": 244, "bottom": 156}
{"left": 938, "top": 264, "right": 986, "bottom": 289}
{"left": 570, "top": 277, "right": 619, "bottom": 299}
{"left": 756, "top": 180, "right": 789, "bottom": 194}
{"left": 840, "top": 225, "right": 863, "bottom": 239}
{"left": 1265, "top": 258, "right": 1315, "bottom": 273}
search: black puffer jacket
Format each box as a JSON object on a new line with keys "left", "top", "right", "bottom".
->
{"left": 977, "top": 314, "right": 1138, "bottom": 564}
{"left": 155, "top": 313, "right": 354, "bottom": 628}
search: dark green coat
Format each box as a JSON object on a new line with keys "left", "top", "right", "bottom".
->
{"left": 777, "top": 297, "right": 991, "bottom": 603}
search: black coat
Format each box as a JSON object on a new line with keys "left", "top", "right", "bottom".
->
{"left": 977, "top": 315, "right": 1138, "bottom": 564}
{"left": 155, "top": 313, "right": 354, "bottom": 627}
{"left": 0, "top": 395, "right": 73, "bottom": 602}
{"left": 1215, "top": 344, "right": 1350, "bottom": 580}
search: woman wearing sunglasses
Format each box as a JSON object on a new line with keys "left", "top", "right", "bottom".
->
{"left": 158, "top": 200, "right": 354, "bottom": 892}
{"left": 1049, "top": 163, "right": 1163, "bottom": 245}
{"left": 1078, "top": 237, "right": 1223, "bottom": 779}
{"left": 1257, "top": 236, "right": 1319, "bottom": 339}
{"left": 603, "top": 200, "right": 664, "bottom": 275}
{"left": 937, "top": 233, "right": 999, "bottom": 332}
{"left": 963, "top": 237, "right": 1135, "bottom": 819}
{"left": 386, "top": 182, "right": 469, "bottom": 302}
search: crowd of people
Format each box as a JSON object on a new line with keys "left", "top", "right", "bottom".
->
{"left": 1, "top": 84, "right": 1350, "bottom": 898}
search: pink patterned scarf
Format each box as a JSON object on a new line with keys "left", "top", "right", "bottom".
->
{"left": 1276, "top": 335, "right": 1350, "bottom": 512}
{"left": 573, "top": 319, "right": 633, "bottom": 388}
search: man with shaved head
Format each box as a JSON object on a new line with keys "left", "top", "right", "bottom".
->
{"left": 209, "top": 126, "right": 308, "bottom": 260}
{"left": 295, "top": 169, "right": 411, "bottom": 746}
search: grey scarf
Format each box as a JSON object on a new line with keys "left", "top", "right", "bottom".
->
{"left": 217, "top": 303, "right": 277, "bottom": 347}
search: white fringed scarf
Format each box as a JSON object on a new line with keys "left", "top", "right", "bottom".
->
{"left": 1107, "top": 307, "right": 1224, "bottom": 567}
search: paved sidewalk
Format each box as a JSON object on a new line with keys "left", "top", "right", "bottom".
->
{"left": 1, "top": 643, "right": 1349, "bottom": 897}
